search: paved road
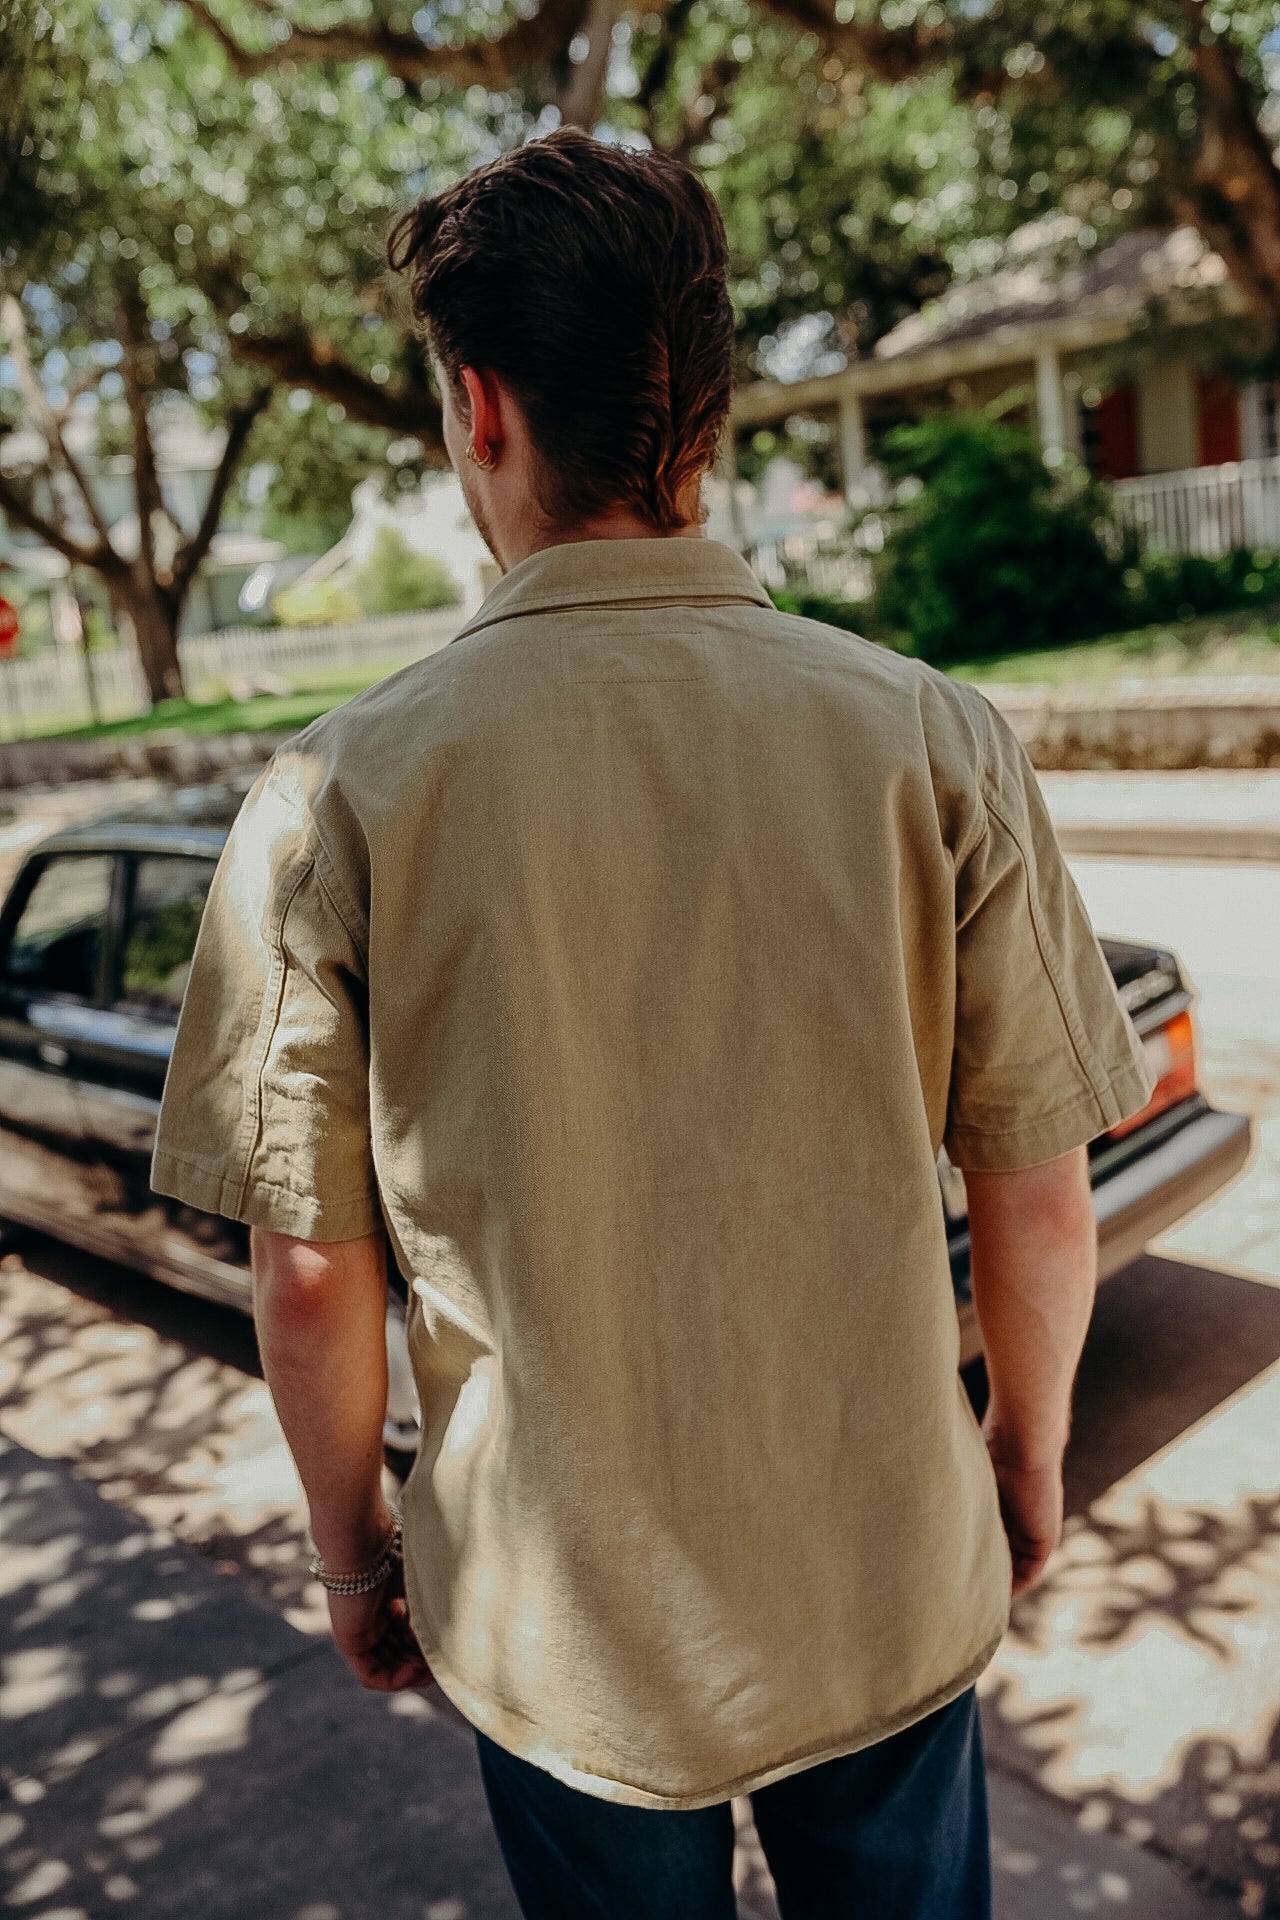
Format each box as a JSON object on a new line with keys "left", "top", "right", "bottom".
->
{"left": 0, "top": 818, "right": 1274, "bottom": 1916}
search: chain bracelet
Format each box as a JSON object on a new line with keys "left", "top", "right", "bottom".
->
{"left": 309, "top": 1514, "right": 403, "bottom": 1596}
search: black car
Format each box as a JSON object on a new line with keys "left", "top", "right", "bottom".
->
{"left": 0, "top": 781, "right": 1256, "bottom": 1434}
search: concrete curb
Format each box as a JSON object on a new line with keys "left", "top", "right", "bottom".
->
{"left": 1053, "top": 819, "right": 1280, "bottom": 863}
{"left": 1040, "top": 770, "right": 1280, "bottom": 865}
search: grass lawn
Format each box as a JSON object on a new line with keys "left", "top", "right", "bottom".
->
{"left": 951, "top": 604, "right": 1280, "bottom": 688}
{"left": 11, "top": 654, "right": 429, "bottom": 745}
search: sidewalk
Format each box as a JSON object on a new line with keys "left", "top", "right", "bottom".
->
{"left": 0, "top": 1437, "right": 1236, "bottom": 1919}
{"left": 1041, "top": 768, "right": 1280, "bottom": 864}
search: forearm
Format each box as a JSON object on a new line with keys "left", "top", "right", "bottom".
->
{"left": 965, "top": 1146, "right": 1097, "bottom": 1465}
{"left": 250, "top": 1226, "right": 393, "bottom": 1567}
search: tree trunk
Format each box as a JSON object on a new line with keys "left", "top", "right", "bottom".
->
{"left": 114, "top": 582, "right": 184, "bottom": 705}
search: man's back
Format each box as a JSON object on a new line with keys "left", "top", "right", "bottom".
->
{"left": 153, "top": 536, "right": 1152, "bottom": 1806}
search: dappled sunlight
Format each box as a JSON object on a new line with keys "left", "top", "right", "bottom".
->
{"left": 0, "top": 1433, "right": 515, "bottom": 1918}
{"left": 0, "top": 1248, "right": 322, "bottom": 1619}
{"left": 983, "top": 1361, "right": 1280, "bottom": 1901}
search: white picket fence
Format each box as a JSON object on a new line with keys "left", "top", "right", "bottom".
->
{"left": 0, "top": 607, "right": 467, "bottom": 741}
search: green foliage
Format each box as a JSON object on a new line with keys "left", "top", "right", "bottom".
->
{"left": 867, "top": 413, "right": 1129, "bottom": 665}
{"left": 272, "top": 577, "right": 363, "bottom": 628}
{"left": 352, "top": 526, "right": 461, "bottom": 616}
{"left": 770, "top": 590, "right": 872, "bottom": 636}
{"left": 1124, "top": 548, "right": 1280, "bottom": 626}
{"left": 842, "top": 414, "right": 1280, "bottom": 664}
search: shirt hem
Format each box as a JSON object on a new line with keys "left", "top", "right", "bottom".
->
{"left": 413, "top": 1622, "right": 1009, "bottom": 1811}
{"left": 943, "top": 1052, "right": 1156, "bottom": 1172}
{"left": 150, "top": 1148, "right": 381, "bottom": 1242}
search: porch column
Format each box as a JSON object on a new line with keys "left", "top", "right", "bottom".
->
{"left": 1034, "top": 345, "right": 1068, "bottom": 463}
{"left": 838, "top": 391, "right": 868, "bottom": 502}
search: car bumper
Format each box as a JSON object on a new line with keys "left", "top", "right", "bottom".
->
{"left": 957, "top": 1102, "right": 1256, "bottom": 1368}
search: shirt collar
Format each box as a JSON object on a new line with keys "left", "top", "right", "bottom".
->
{"left": 451, "top": 536, "right": 774, "bottom": 641}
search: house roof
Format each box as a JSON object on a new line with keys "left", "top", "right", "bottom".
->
{"left": 731, "top": 220, "right": 1247, "bottom": 428}
{"left": 874, "top": 222, "right": 1231, "bottom": 362}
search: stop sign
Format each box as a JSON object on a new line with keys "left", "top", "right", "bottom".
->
{"left": 0, "top": 599, "right": 18, "bottom": 657}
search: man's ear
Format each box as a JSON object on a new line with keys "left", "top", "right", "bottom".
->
{"left": 459, "top": 365, "right": 505, "bottom": 462}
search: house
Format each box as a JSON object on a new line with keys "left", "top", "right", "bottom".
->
{"left": 727, "top": 220, "right": 1280, "bottom": 556}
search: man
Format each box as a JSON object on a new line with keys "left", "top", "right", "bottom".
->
{"left": 151, "top": 128, "right": 1157, "bottom": 1919}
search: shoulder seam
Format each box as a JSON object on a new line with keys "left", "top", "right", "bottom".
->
{"left": 229, "top": 850, "right": 316, "bottom": 1220}
{"left": 981, "top": 781, "right": 1111, "bottom": 1097}
{"left": 307, "top": 822, "right": 368, "bottom": 952}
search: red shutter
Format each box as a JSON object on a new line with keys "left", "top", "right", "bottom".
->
{"left": 1195, "top": 373, "right": 1241, "bottom": 467}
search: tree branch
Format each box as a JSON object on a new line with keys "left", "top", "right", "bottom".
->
{"left": 170, "top": 386, "right": 271, "bottom": 606}
{"left": 667, "top": 52, "right": 741, "bottom": 163}
{"left": 1176, "top": 5, "right": 1280, "bottom": 333}
{"left": 229, "top": 327, "right": 446, "bottom": 454}
{"left": 0, "top": 467, "right": 116, "bottom": 573}
{"left": 636, "top": 0, "right": 695, "bottom": 123}
{"left": 180, "top": 0, "right": 591, "bottom": 89}
{"left": 555, "top": 0, "right": 616, "bottom": 128}
{"left": 0, "top": 293, "right": 116, "bottom": 551}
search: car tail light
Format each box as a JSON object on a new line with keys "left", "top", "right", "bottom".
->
{"left": 1107, "top": 1009, "right": 1198, "bottom": 1141}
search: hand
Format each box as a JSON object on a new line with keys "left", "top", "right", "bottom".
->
{"left": 981, "top": 1410, "right": 1064, "bottom": 1597}
{"left": 327, "top": 1560, "right": 435, "bottom": 1692}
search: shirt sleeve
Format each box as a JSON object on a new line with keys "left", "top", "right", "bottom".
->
{"left": 149, "top": 754, "right": 381, "bottom": 1241}
{"left": 942, "top": 693, "right": 1158, "bottom": 1172}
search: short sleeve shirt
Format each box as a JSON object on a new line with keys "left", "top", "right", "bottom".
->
{"left": 151, "top": 537, "right": 1156, "bottom": 1808}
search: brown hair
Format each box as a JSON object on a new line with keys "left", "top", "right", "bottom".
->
{"left": 387, "top": 128, "right": 734, "bottom": 532}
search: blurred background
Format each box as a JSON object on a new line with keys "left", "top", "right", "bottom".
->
{"left": 2, "top": 5, "right": 1280, "bottom": 1919}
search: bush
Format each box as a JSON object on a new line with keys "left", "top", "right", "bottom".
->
{"left": 272, "top": 577, "right": 364, "bottom": 628}
{"left": 353, "top": 526, "right": 461, "bottom": 616}
{"left": 1124, "top": 547, "right": 1280, "bottom": 626}
{"left": 866, "top": 412, "right": 1130, "bottom": 666}
{"left": 770, "top": 590, "right": 872, "bottom": 634}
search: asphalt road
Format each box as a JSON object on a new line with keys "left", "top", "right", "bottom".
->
{"left": 1, "top": 842, "right": 1275, "bottom": 1918}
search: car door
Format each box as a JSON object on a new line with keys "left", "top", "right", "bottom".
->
{"left": 68, "top": 848, "right": 250, "bottom": 1306}
{"left": 0, "top": 849, "right": 116, "bottom": 1228}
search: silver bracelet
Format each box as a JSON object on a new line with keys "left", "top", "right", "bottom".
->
{"left": 309, "top": 1514, "right": 403, "bottom": 1595}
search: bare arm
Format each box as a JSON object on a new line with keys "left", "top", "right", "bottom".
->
{"left": 250, "top": 1226, "right": 431, "bottom": 1690}
{"left": 963, "top": 1144, "right": 1097, "bottom": 1594}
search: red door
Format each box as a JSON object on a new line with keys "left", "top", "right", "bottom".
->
{"left": 1195, "top": 373, "right": 1241, "bottom": 467}
{"left": 1083, "top": 385, "right": 1139, "bottom": 480}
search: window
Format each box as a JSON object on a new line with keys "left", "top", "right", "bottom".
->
{"left": 117, "top": 856, "right": 216, "bottom": 1017}
{"left": 4, "top": 854, "right": 114, "bottom": 999}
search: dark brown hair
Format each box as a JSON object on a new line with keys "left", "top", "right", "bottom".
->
{"left": 387, "top": 128, "right": 734, "bottom": 532}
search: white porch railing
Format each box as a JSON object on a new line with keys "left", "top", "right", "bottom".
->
{"left": 1112, "top": 456, "right": 1280, "bottom": 558}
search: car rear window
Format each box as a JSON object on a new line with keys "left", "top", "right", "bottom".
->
{"left": 118, "top": 855, "right": 216, "bottom": 1017}
{"left": 4, "top": 854, "right": 114, "bottom": 1000}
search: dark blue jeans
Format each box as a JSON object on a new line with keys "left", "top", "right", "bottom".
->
{"left": 476, "top": 1684, "right": 992, "bottom": 1919}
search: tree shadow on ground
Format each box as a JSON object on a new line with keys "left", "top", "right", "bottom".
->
{"left": 982, "top": 1251, "right": 1280, "bottom": 1914}
{"left": 0, "top": 1435, "right": 518, "bottom": 1920}
{"left": 0, "top": 1236, "right": 321, "bottom": 1622}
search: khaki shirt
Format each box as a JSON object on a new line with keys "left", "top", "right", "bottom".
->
{"left": 152, "top": 537, "right": 1157, "bottom": 1808}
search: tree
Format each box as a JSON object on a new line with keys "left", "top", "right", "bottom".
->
{"left": 0, "top": 292, "right": 268, "bottom": 702}
{"left": 167, "top": 1, "right": 1280, "bottom": 364}
{"left": 353, "top": 525, "right": 461, "bottom": 613}
{"left": 0, "top": 0, "right": 480, "bottom": 699}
